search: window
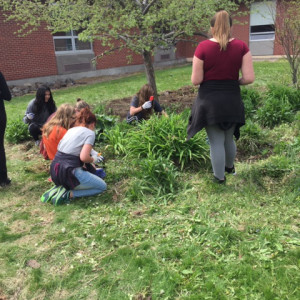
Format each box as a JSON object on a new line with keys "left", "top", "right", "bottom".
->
{"left": 250, "top": 1, "right": 276, "bottom": 41}
{"left": 250, "top": 24, "right": 275, "bottom": 41}
{"left": 53, "top": 30, "right": 92, "bottom": 53}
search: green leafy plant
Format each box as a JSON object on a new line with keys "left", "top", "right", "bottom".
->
{"left": 94, "top": 105, "right": 119, "bottom": 142}
{"left": 126, "top": 154, "right": 180, "bottom": 202}
{"left": 251, "top": 155, "right": 293, "bottom": 179}
{"left": 5, "top": 119, "right": 30, "bottom": 144}
{"left": 265, "top": 84, "right": 300, "bottom": 111}
{"left": 238, "top": 120, "right": 270, "bottom": 155}
{"left": 125, "top": 112, "right": 209, "bottom": 170}
{"left": 256, "top": 85, "right": 297, "bottom": 128}
{"left": 103, "top": 121, "right": 132, "bottom": 156}
{"left": 241, "top": 87, "right": 261, "bottom": 120}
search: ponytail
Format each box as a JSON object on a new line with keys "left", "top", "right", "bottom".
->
{"left": 210, "top": 10, "right": 232, "bottom": 51}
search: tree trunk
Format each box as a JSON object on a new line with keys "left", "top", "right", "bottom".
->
{"left": 142, "top": 49, "right": 159, "bottom": 101}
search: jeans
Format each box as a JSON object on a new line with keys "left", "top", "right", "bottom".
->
{"left": 72, "top": 167, "right": 107, "bottom": 198}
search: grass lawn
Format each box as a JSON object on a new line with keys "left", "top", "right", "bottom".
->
{"left": 0, "top": 60, "right": 299, "bottom": 299}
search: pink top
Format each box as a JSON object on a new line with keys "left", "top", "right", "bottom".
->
{"left": 194, "top": 39, "right": 249, "bottom": 82}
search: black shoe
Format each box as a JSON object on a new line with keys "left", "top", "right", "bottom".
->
{"left": 0, "top": 178, "right": 11, "bottom": 187}
{"left": 213, "top": 176, "right": 226, "bottom": 184}
{"left": 225, "top": 165, "right": 235, "bottom": 175}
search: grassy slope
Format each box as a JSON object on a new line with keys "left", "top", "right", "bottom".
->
{"left": 0, "top": 60, "right": 299, "bottom": 300}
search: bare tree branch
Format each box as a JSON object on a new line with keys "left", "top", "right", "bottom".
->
{"left": 142, "top": 0, "right": 157, "bottom": 15}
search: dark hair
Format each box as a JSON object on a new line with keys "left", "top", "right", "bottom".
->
{"left": 210, "top": 10, "right": 232, "bottom": 51}
{"left": 33, "top": 85, "right": 56, "bottom": 114}
{"left": 137, "top": 84, "right": 154, "bottom": 119}
{"left": 75, "top": 107, "right": 96, "bottom": 127}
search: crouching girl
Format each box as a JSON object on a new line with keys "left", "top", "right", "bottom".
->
{"left": 41, "top": 107, "right": 106, "bottom": 205}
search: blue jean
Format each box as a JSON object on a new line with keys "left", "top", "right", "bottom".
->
{"left": 72, "top": 167, "right": 107, "bottom": 198}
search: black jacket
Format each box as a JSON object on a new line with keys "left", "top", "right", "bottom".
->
{"left": 187, "top": 80, "right": 245, "bottom": 140}
{"left": 50, "top": 151, "right": 82, "bottom": 190}
{"left": 0, "top": 72, "right": 12, "bottom": 112}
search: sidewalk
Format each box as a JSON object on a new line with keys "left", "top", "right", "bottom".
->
{"left": 252, "top": 55, "right": 285, "bottom": 61}
{"left": 187, "top": 55, "right": 286, "bottom": 62}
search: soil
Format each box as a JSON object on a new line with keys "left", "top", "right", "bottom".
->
{"left": 105, "top": 85, "right": 198, "bottom": 120}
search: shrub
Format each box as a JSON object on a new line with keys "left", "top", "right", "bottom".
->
{"left": 265, "top": 84, "right": 300, "bottom": 111}
{"left": 256, "top": 89, "right": 294, "bottom": 128}
{"left": 124, "top": 113, "right": 209, "bottom": 170}
{"left": 126, "top": 154, "right": 180, "bottom": 202}
{"left": 103, "top": 121, "right": 132, "bottom": 155}
{"left": 94, "top": 105, "right": 119, "bottom": 142}
{"left": 241, "top": 87, "right": 261, "bottom": 120}
{"left": 254, "top": 155, "right": 293, "bottom": 179}
{"left": 237, "top": 120, "right": 269, "bottom": 155}
{"left": 5, "top": 119, "right": 30, "bottom": 144}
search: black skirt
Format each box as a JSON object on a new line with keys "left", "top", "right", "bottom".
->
{"left": 187, "top": 80, "right": 245, "bottom": 140}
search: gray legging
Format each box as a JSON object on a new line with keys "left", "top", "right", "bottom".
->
{"left": 205, "top": 124, "right": 236, "bottom": 180}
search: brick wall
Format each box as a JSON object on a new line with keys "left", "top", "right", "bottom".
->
{"left": 273, "top": 1, "right": 285, "bottom": 55}
{"left": 93, "top": 40, "right": 144, "bottom": 70}
{"left": 0, "top": 13, "right": 58, "bottom": 81}
{"left": 175, "top": 4, "right": 251, "bottom": 60}
{"left": 0, "top": 3, "right": 289, "bottom": 82}
{"left": 231, "top": 3, "right": 250, "bottom": 46}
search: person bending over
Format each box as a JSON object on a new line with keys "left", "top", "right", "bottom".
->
{"left": 41, "top": 103, "right": 76, "bottom": 160}
{"left": 41, "top": 107, "right": 106, "bottom": 205}
{"left": 126, "top": 84, "right": 167, "bottom": 124}
{"left": 23, "top": 86, "right": 57, "bottom": 146}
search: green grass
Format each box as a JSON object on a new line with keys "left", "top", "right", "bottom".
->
{"left": 1, "top": 61, "right": 299, "bottom": 299}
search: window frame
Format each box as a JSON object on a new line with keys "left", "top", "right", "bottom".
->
{"left": 53, "top": 30, "right": 93, "bottom": 54}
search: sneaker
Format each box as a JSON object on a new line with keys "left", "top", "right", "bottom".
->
{"left": 213, "top": 175, "right": 226, "bottom": 184}
{"left": 225, "top": 165, "right": 236, "bottom": 175}
{"left": 0, "top": 178, "right": 11, "bottom": 187}
{"left": 51, "top": 186, "right": 70, "bottom": 206}
{"left": 41, "top": 185, "right": 60, "bottom": 203}
{"left": 35, "top": 140, "right": 40, "bottom": 146}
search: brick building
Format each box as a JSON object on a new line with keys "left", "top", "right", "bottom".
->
{"left": 0, "top": 1, "right": 286, "bottom": 84}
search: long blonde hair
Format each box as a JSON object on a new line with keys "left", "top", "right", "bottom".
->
{"left": 210, "top": 10, "right": 232, "bottom": 51}
{"left": 43, "top": 104, "right": 75, "bottom": 138}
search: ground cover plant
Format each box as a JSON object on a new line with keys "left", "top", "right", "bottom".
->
{"left": 0, "top": 61, "right": 299, "bottom": 299}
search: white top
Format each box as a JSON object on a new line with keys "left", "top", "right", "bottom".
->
{"left": 58, "top": 126, "right": 95, "bottom": 156}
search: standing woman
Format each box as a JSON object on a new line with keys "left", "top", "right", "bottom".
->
{"left": 187, "top": 10, "right": 254, "bottom": 183}
{"left": 42, "top": 107, "right": 106, "bottom": 205}
{"left": 23, "top": 86, "right": 57, "bottom": 145}
{"left": 0, "top": 71, "right": 12, "bottom": 187}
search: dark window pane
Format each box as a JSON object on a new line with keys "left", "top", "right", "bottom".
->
{"left": 250, "top": 25, "right": 275, "bottom": 33}
{"left": 75, "top": 39, "right": 91, "bottom": 50}
{"left": 54, "top": 39, "right": 73, "bottom": 51}
{"left": 53, "top": 31, "right": 72, "bottom": 37}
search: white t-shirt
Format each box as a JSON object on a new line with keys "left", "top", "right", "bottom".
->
{"left": 57, "top": 126, "right": 95, "bottom": 156}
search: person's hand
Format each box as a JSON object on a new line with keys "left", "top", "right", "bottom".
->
{"left": 26, "top": 113, "right": 35, "bottom": 120}
{"left": 90, "top": 149, "right": 98, "bottom": 157}
{"left": 93, "top": 155, "right": 104, "bottom": 164}
{"left": 142, "top": 101, "right": 152, "bottom": 110}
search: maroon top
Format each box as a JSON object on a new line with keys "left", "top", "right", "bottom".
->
{"left": 194, "top": 39, "right": 249, "bottom": 82}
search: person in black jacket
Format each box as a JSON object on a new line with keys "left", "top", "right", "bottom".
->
{"left": 0, "top": 71, "right": 12, "bottom": 187}
{"left": 23, "top": 86, "right": 57, "bottom": 146}
{"left": 187, "top": 11, "right": 254, "bottom": 184}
